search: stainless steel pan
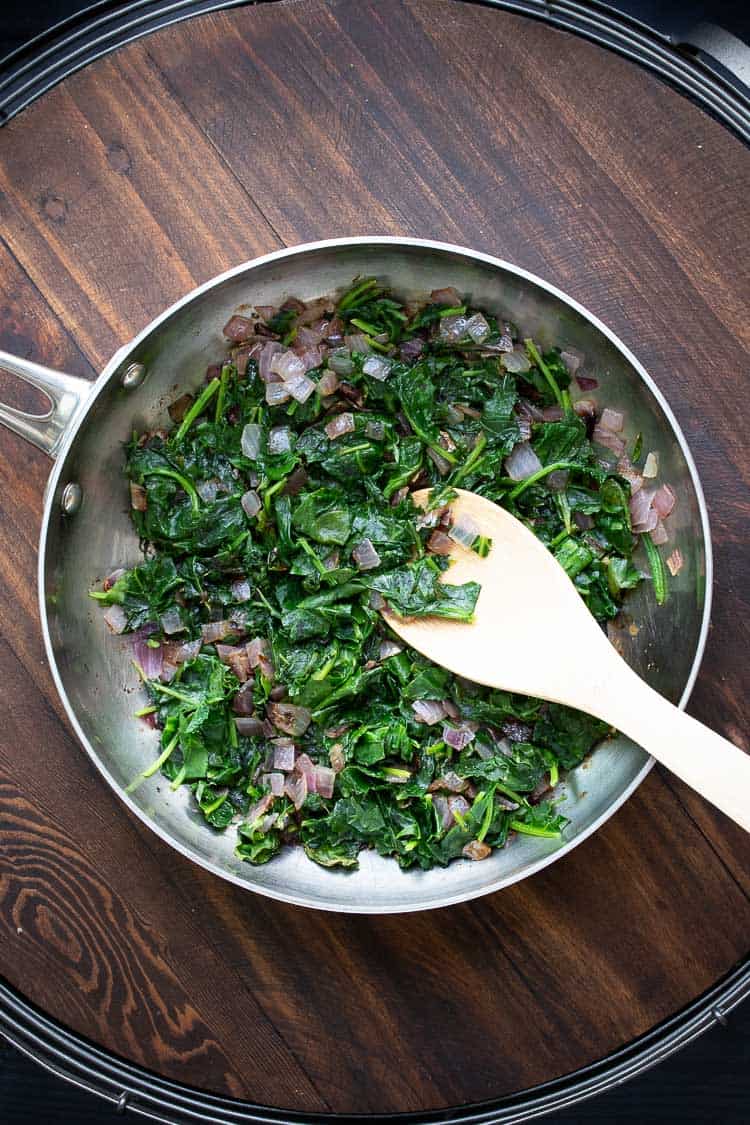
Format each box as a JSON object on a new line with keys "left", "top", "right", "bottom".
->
{"left": 0, "top": 238, "right": 711, "bottom": 913}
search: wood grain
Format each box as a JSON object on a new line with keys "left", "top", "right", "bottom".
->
{"left": 0, "top": 0, "right": 748, "bottom": 1114}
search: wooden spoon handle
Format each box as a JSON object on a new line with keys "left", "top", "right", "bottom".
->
{"left": 597, "top": 664, "right": 750, "bottom": 832}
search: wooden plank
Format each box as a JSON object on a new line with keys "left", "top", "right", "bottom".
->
{"left": 0, "top": 44, "right": 280, "bottom": 370}
{"left": 0, "top": 0, "right": 747, "bottom": 1113}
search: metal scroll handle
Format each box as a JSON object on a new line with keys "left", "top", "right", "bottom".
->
{"left": 0, "top": 350, "right": 92, "bottom": 459}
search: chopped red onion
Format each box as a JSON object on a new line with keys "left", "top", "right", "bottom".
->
{"left": 362, "top": 355, "right": 394, "bottom": 381}
{"left": 541, "top": 405, "right": 564, "bottom": 422}
{"left": 505, "top": 441, "right": 542, "bottom": 481}
{"left": 325, "top": 413, "right": 355, "bottom": 440}
{"left": 599, "top": 407, "right": 624, "bottom": 432}
{"left": 173, "top": 638, "right": 201, "bottom": 664}
{"left": 352, "top": 538, "right": 381, "bottom": 571}
{"left": 369, "top": 590, "right": 386, "bottom": 611}
{"left": 231, "top": 578, "right": 252, "bottom": 603}
{"left": 295, "top": 324, "right": 326, "bottom": 347}
{"left": 246, "top": 637, "right": 271, "bottom": 671}
{"left": 443, "top": 724, "right": 476, "bottom": 751}
{"left": 255, "top": 305, "right": 276, "bottom": 321}
{"left": 132, "top": 630, "right": 163, "bottom": 679}
{"left": 500, "top": 349, "right": 532, "bottom": 374}
{"left": 329, "top": 744, "right": 346, "bottom": 772}
{"left": 283, "top": 466, "right": 309, "bottom": 496}
{"left": 449, "top": 517, "right": 480, "bottom": 550}
{"left": 462, "top": 840, "right": 491, "bottom": 860}
{"left": 267, "top": 702, "right": 312, "bottom": 736}
{"left": 232, "top": 684, "right": 255, "bottom": 716}
{"left": 201, "top": 620, "right": 235, "bottom": 644}
{"left": 412, "top": 699, "right": 447, "bottom": 725}
{"left": 650, "top": 521, "right": 669, "bottom": 545}
{"left": 129, "top": 482, "right": 147, "bottom": 511}
{"left": 448, "top": 795, "right": 470, "bottom": 821}
{"left": 344, "top": 333, "right": 371, "bottom": 354}
{"left": 465, "top": 313, "right": 490, "bottom": 343}
{"left": 297, "top": 346, "right": 325, "bottom": 373}
{"left": 666, "top": 548, "right": 684, "bottom": 576}
{"left": 430, "top": 286, "right": 462, "bottom": 306}
{"left": 103, "top": 605, "right": 128, "bottom": 634}
{"left": 400, "top": 337, "right": 423, "bottom": 361}
{"left": 653, "top": 483, "right": 676, "bottom": 519}
{"left": 235, "top": 716, "right": 265, "bottom": 737}
{"left": 247, "top": 792, "right": 274, "bottom": 823}
{"left": 560, "top": 348, "right": 584, "bottom": 375}
{"left": 643, "top": 451, "right": 659, "bottom": 479}
{"left": 433, "top": 795, "right": 453, "bottom": 830}
{"left": 284, "top": 371, "right": 316, "bottom": 403}
{"left": 265, "top": 772, "right": 285, "bottom": 797}
{"left": 573, "top": 397, "right": 597, "bottom": 418}
{"left": 437, "top": 769, "right": 468, "bottom": 793}
{"left": 295, "top": 753, "right": 316, "bottom": 788}
{"left": 268, "top": 426, "right": 292, "bottom": 454}
{"left": 427, "top": 529, "right": 454, "bottom": 556}
{"left": 272, "top": 742, "right": 296, "bottom": 771}
{"left": 630, "top": 487, "right": 657, "bottom": 528}
{"left": 442, "top": 698, "right": 460, "bottom": 720}
{"left": 241, "top": 423, "right": 262, "bottom": 460}
{"left": 265, "top": 381, "right": 290, "bottom": 406}
{"left": 575, "top": 374, "right": 599, "bottom": 391}
{"left": 378, "top": 640, "right": 403, "bottom": 660}
{"left": 439, "top": 314, "right": 468, "bottom": 341}
{"left": 196, "top": 479, "right": 219, "bottom": 503}
{"left": 317, "top": 369, "right": 340, "bottom": 396}
{"left": 167, "top": 393, "right": 195, "bottom": 423}
{"left": 103, "top": 567, "right": 125, "bottom": 591}
{"left": 634, "top": 509, "right": 659, "bottom": 534}
{"left": 223, "top": 314, "right": 254, "bottom": 342}
{"left": 426, "top": 447, "right": 452, "bottom": 475}
{"left": 617, "top": 457, "right": 643, "bottom": 496}
{"left": 241, "top": 490, "right": 262, "bottom": 518}
{"left": 547, "top": 469, "right": 570, "bottom": 492}
{"left": 284, "top": 771, "right": 308, "bottom": 811}
{"left": 258, "top": 341, "right": 283, "bottom": 382}
{"left": 314, "top": 765, "right": 336, "bottom": 799}
{"left": 160, "top": 608, "right": 184, "bottom": 635}
{"left": 271, "top": 350, "right": 306, "bottom": 382}
{"left": 328, "top": 348, "right": 354, "bottom": 376}
{"left": 592, "top": 424, "right": 625, "bottom": 455}
{"left": 365, "top": 420, "right": 386, "bottom": 441}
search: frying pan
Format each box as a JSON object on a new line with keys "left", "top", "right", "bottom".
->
{"left": 0, "top": 237, "right": 711, "bottom": 913}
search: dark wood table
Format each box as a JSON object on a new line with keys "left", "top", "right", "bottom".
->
{"left": 0, "top": 1, "right": 748, "bottom": 1117}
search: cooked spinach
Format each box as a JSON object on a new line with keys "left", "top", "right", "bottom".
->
{"left": 92, "top": 277, "right": 665, "bottom": 871}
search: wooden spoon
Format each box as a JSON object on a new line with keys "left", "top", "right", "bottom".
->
{"left": 384, "top": 488, "right": 750, "bottom": 833}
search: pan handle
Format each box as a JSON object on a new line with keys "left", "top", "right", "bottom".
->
{"left": 0, "top": 350, "right": 93, "bottom": 458}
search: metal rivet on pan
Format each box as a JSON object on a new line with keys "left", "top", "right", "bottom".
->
{"left": 60, "top": 483, "right": 82, "bottom": 514}
{"left": 121, "top": 362, "right": 146, "bottom": 389}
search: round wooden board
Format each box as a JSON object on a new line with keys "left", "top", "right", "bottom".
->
{"left": 0, "top": 0, "right": 748, "bottom": 1115}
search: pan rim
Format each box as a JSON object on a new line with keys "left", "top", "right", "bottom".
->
{"left": 36, "top": 235, "right": 714, "bottom": 913}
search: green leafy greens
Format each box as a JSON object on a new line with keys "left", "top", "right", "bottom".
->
{"left": 92, "top": 278, "right": 666, "bottom": 871}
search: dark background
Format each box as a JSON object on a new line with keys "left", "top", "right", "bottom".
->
{"left": 0, "top": 1, "right": 748, "bottom": 1121}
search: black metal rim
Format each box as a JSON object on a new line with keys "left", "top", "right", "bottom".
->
{"left": 0, "top": 0, "right": 748, "bottom": 1119}
{"left": 1, "top": 958, "right": 749, "bottom": 1123}
{"left": 0, "top": 0, "right": 748, "bottom": 139}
